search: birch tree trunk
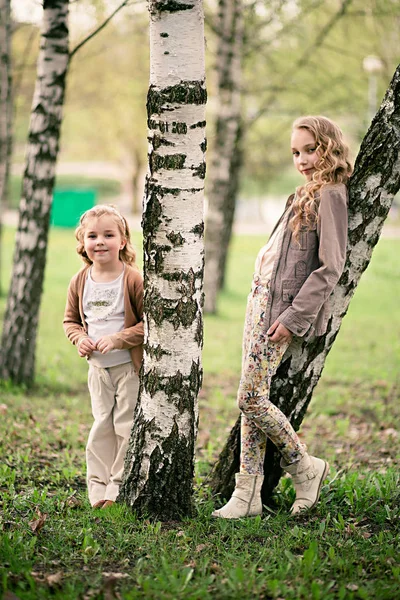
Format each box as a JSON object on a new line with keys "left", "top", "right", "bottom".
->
{"left": 119, "top": 0, "right": 207, "bottom": 519}
{"left": 204, "top": 0, "right": 243, "bottom": 313}
{"left": 210, "top": 64, "right": 400, "bottom": 504}
{"left": 0, "top": 0, "right": 12, "bottom": 296}
{"left": 0, "top": 0, "right": 69, "bottom": 385}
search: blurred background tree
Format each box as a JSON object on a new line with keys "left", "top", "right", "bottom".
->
{"left": 10, "top": 0, "right": 399, "bottom": 214}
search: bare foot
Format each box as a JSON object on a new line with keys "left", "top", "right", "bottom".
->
{"left": 92, "top": 500, "right": 106, "bottom": 509}
{"left": 101, "top": 500, "right": 115, "bottom": 509}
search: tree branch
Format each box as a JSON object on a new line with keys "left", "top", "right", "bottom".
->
{"left": 246, "top": 0, "right": 353, "bottom": 128}
{"left": 69, "top": 0, "right": 135, "bottom": 60}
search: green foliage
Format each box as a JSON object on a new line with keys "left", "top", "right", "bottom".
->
{"left": 0, "top": 226, "right": 399, "bottom": 598}
{"left": 12, "top": 1, "right": 400, "bottom": 195}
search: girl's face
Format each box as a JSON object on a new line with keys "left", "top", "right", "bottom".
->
{"left": 291, "top": 128, "right": 320, "bottom": 181}
{"left": 83, "top": 215, "right": 125, "bottom": 268}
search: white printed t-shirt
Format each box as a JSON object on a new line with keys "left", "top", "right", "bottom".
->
{"left": 83, "top": 267, "right": 131, "bottom": 368}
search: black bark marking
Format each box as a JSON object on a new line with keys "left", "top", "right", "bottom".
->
{"left": 150, "top": 1, "right": 195, "bottom": 15}
{"left": 152, "top": 135, "right": 175, "bottom": 150}
{"left": 191, "top": 222, "right": 204, "bottom": 236}
{"left": 144, "top": 343, "right": 170, "bottom": 360}
{"left": 190, "top": 120, "right": 206, "bottom": 129}
{"left": 147, "top": 82, "right": 207, "bottom": 119}
{"left": 172, "top": 122, "right": 188, "bottom": 134}
{"left": 150, "top": 153, "right": 186, "bottom": 174}
{"left": 192, "top": 162, "right": 206, "bottom": 179}
{"left": 166, "top": 231, "right": 185, "bottom": 246}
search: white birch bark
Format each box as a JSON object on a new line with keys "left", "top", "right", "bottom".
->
{"left": 0, "top": 0, "right": 12, "bottom": 296}
{"left": 119, "top": 0, "right": 207, "bottom": 519}
{"left": 204, "top": 0, "right": 243, "bottom": 313}
{"left": 0, "top": 0, "right": 69, "bottom": 385}
{"left": 211, "top": 64, "right": 400, "bottom": 503}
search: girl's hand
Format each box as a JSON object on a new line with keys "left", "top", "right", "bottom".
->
{"left": 267, "top": 320, "right": 293, "bottom": 344}
{"left": 96, "top": 336, "right": 115, "bottom": 354}
{"left": 77, "top": 337, "right": 96, "bottom": 357}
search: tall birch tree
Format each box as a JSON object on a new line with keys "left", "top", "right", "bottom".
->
{"left": 210, "top": 64, "right": 400, "bottom": 504}
{"left": 119, "top": 0, "right": 207, "bottom": 520}
{"left": 204, "top": 0, "right": 243, "bottom": 314}
{"left": 0, "top": 0, "right": 12, "bottom": 296}
{"left": 0, "top": 0, "right": 69, "bottom": 385}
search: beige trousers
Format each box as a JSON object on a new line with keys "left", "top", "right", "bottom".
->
{"left": 86, "top": 362, "right": 139, "bottom": 506}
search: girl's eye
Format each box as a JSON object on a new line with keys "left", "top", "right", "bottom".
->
{"left": 308, "top": 148, "right": 316, "bottom": 153}
{"left": 87, "top": 234, "right": 96, "bottom": 238}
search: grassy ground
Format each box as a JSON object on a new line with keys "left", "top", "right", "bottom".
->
{"left": 0, "top": 226, "right": 399, "bottom": 599}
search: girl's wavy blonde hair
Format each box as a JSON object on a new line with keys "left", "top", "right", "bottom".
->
{"left": 290, "top": 115, "right": 352, "bottom": 241}
{"left": 75, "top": 204, "right": 137, "bottom": 266}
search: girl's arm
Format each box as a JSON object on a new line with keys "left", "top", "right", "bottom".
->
{"left": 63, "top": 277, "right": 89, "bottom": 347}
{"left": 277, "top": 185, "right": 348, "bottom": 337}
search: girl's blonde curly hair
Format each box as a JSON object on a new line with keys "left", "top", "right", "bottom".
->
{"left": 75, "top": 204, "right": 137, "bottom": 266}
{"left": 290, "top": 116, "right": 352, "bottom": 241}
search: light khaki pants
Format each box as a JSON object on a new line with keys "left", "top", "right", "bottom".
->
{"left": 86, "top": 362, "right": 139, "bottom": 506}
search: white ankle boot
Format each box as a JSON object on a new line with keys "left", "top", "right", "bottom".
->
{"left": 281, "top": 453, "right": 329, "bottom": 515}
{"left": 212, "top": 473, "right": 264, "bottom": 519}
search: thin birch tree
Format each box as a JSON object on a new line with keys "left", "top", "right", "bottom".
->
{"left": 119, "top": 0, "right": 207, "bottom": 519}
{"left": 204, "top": 0, "right": 243, "bottom": 314}
{"left": 210, "top": 63, "right": 400, "bottom": 504}
{"left": 0, "top": 0, "right": 12, "bottom": 296}
{"left": 0, "top": 0, "right": 69, "bottom": 385}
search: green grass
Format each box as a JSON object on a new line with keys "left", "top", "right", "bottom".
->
{"left": 0, "top": 226, "right": 399, "bottom": 599}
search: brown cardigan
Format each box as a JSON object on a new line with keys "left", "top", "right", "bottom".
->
{"left": 63, "top": 264, "right": 144, "bottom": 374}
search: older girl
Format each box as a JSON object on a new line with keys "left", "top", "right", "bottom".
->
{"left": 213, "top": 116, "right": 352, "bottom": 518}
{"left": 63, "top": 205, "right": 144, "bottom": 508}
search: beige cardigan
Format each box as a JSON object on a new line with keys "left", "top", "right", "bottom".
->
{"left": 63, "top": 264, "right": 144, "bottom": 374}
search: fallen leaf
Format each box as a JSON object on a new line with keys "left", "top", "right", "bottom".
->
{"left": 67, "top": 495, "right": 81, "bottom": 508}
{"left": 185, "top": 560, "right": 196, "bottom": 569}
{"left": 195, "top": 543, "right": 207, "bottom": 553}
{"left": 46, "top": 572, "right": 63, "bottom": 587}
{"left": 0, "top": 404, "right": 8, "bottom": 414}
{"left": 29, "top": 510, "right": 47, "bottom": 534}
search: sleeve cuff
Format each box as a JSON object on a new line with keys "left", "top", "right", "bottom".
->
{"left": 278, "top": 307, "right": 311, "bottom": 337}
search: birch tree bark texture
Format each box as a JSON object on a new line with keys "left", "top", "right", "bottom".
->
{"left": 119, "top": 0, "right": 207, "bottom": 519}
{"left": 210, "top": 64, "right": 400, "bottom": 506}
{"left": 204, "top": 0, "right": 243, "bottom": 314}
{"left": 0, "top": 0, "right": 12, "bottom": 296}
{"left": 0, "top": 0, "right": 69, "bottom": 385}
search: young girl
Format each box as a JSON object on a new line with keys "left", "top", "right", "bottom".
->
{"left": 212, "top": 116, "right": 352, "bottom": 518}
{"left": 63, "top": 205, "right": 144, "bottom": 509}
